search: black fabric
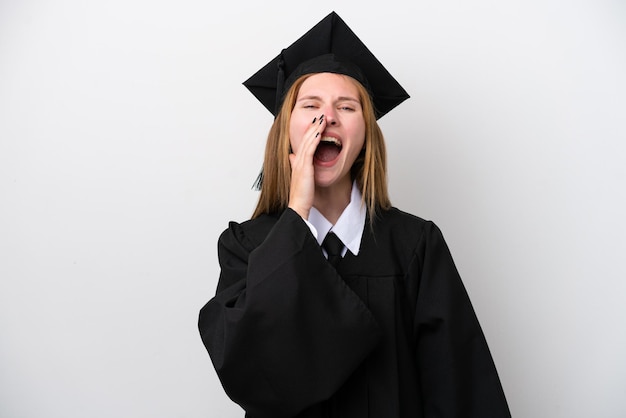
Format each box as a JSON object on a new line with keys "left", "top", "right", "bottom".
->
{"left": 198, "top": 207, "right": 511, "bottom": 418}
{"left": 322, "top": 232, "right": 344, "bottom": 267}
{"left": 243, "top": 12, "right": 410, "bottom": 119}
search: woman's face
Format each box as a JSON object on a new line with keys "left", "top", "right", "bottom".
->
{"left": 289, "top": 73, "right": 366, "bottom": 189}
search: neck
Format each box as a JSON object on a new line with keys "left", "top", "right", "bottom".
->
{"left": 313, "top": 177, "right": 352, "bottom": 225}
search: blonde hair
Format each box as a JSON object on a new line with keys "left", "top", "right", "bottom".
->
{"left": 252, "top": 73, "right": 391, "bottom": 221}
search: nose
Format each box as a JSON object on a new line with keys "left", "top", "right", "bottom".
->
{"left": 323, "top": 107, "right": 338, "bottom": 126}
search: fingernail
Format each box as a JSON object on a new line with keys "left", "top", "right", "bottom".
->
{"left": 315, "top": 132, "right": 320, "bottom": 138}
{"left": 312, "top": 117, "right": 317, "bottom": 124}
{"left": 319, "top": 115, "right": 324, "bottom": 125}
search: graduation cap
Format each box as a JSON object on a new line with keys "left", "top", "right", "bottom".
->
{"left": 243, "top": 11, "right": 410, "bottom": 119}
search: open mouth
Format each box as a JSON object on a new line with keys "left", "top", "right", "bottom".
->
{"left": 314, "top": 136, "right": 342, "bottom": 162}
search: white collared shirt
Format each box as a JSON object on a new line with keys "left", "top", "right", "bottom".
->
{"left": 304, "top": 181, "right": 366, "bottom": 258}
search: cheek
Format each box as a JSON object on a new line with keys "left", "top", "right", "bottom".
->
{"left": 341, "top": 120, "right": 365, "bottom": 164}
{"left": 288, "top": 117, "right": 306, "bottom": 152}
{"left": 288, "top": 131, "right": 299, "bottom": 153}
{"left": 349, "top": 141, "right": 365, "bottom": 162}
{"left": 353, "top": 125, "right": 366, "bottom": 153}
{"left": 345, "top": 135, "right": 366, "bottom": 166}
{"left": 289, "top": 115, "right": 300, "bottom": 151}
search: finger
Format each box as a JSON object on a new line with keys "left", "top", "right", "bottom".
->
{"left": 299, "top": 114, "right": 326, "bottom": 159}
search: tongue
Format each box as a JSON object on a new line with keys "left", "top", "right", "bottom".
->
{"left": 314, "top": 143, "right": 341, "bottom": 162}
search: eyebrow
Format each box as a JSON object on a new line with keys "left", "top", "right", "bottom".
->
{"left": 297, "top": 95, "right": 361, "bottom": 104}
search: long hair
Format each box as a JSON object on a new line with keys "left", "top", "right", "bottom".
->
{"left": 252, "top": 73, "right": 391, "bottom": 221}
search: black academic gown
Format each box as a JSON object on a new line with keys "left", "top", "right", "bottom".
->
{"left": 198, "top": 207, "right": 511, "bottom": 418}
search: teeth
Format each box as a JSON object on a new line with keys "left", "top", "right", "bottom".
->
{"left": 321, "top": 136, "right": 342, "bottom": 147}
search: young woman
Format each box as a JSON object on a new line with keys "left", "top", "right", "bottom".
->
{"left": 199, "top": 12, "right": 511, "bottom": 418}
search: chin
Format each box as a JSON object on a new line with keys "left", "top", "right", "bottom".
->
{"left": 314, "top": 172, "right": 349, "bottom": 189}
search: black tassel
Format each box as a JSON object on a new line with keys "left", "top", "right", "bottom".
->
{"left": 252, "top": 169, "right": 264, "bottom": 191}
{"left": 274, "top": 50, "right": 286, "bottom": 116}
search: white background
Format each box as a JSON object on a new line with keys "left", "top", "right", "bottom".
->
{"left": 1, "top": 1, "right": 625, "bottom": 417}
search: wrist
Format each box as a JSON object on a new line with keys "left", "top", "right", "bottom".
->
{"left": 288, "top": 203, "right": 310, "bottom": 221}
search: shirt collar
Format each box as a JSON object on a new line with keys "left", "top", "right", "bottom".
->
{"left": 308, "top": 181, "right": 366, "bottom": 256}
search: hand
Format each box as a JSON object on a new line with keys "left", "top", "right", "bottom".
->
{"left": 288, "top": 114, "right": 326, "bottom": 220}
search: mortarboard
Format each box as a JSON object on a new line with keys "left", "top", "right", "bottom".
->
{"left": 243, "top": 11, "right": 410, "bottom": 119}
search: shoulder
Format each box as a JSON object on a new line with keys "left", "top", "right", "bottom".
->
{"left": 382, "top": 206, "right": 429, "bottom": 225}
{"left": 219, "top": 212, "right": 282, "bottom": 252}
{"left": 376, "top": 207, "right": 447, "bottom": 250}
{"left": 377, "top": 206, "right": 438, "bottom": 234}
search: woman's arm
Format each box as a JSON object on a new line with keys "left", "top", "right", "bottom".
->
{"left": 199, "top": 208, "right": 381, "bottom": 418}
{"left": 411, "top": 222, "right": 511, "bottom": 418}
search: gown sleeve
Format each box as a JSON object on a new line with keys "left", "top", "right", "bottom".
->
{"left": 198, "top": 208, "right": 382, "bottom": 418}
{"left": 411, "top": 222, "right": 511, "bottom": 418}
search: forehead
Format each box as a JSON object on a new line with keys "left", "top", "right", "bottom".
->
{"left": 297, "top": 73, "right": 361, "bottom": 99}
